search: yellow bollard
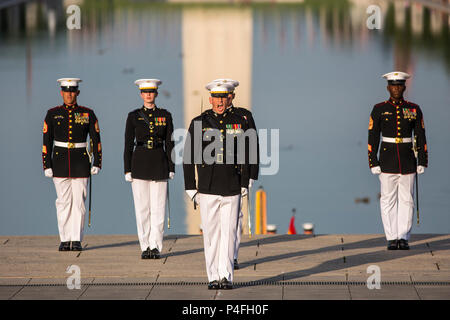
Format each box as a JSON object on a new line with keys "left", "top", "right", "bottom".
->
{"left": 255, "top": 187, "right": 267, "bottom": 234}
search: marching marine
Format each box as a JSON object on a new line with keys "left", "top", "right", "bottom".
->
{"left": 209, "top": 78, "right": 259, "bottom": 270}
{"left": 183, "top": 81, "right": 250, "bottom": 290}
{"left": 368, "top": 72, "right": 428, "bottom": 250}
{"left": 42, "top": 78, "right": 102, "bottom": 251}
{"left": 124, "top": 79, "right": 175, "bottom": 259}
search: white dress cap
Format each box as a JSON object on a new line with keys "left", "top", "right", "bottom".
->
{"left": 205, "top": 82, "right": 234, "bottom": 94}
{"left": 57, "top": 78, "right": 82, "bottom": 87}
{"left": 382, "top": 71, "right": 411, "bottom": 82}
{"left": 212, "top": 78, "right": 239, "bottom": 89}
{"left": 134, "top": 79, "right": 162, "bottom": 90}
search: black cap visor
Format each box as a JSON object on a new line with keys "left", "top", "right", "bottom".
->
{"left": 387, "top": 80, "right": 406, "bottom": 85}
{"left": 211, "top": 93, "right": 228, "bottom": 98}
{"left": 61, "top": 86, "right": 79, "bottom": 92}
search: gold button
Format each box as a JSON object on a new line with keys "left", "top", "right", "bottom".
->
{"left": 69, "top": 137, "right": 72, "bottom": 140}
{"left": 150, "top": 130, "right": 153, "bottom": 133}
{"left": 149, "top": 114, "right": 152, "bottom": 117}
{"left": 69, "top": 120, "right": 72, "bottom": 122}
{"left": 69, "top": 125, "right": 72, "bottom": 128}
{"left": 398, "top": 127, "right": 401, "bottom": 130}
{"left": 220, "top": 129, "right": 224, "bottom": 132}
{"left": 220, "top": 120, "right": 223, "bottom": 124}
{"left": 397, "top": 132, "right": 401, "bottom": 136}
{"left": 397, "top": 122, "right": 400, "bottom": 124}
{"left": 69, "top": 131, "right": 72, "bottom": 134}
{"left": 397, "top": 111, "right": 400, "bottom": 114}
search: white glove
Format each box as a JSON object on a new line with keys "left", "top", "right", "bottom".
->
{"left": 125, "top": 172, "right": 133, "bottom": 182}
{"left": 417, "top": 165, "right": 425, "bottom": 175}
{"left": 91, "top": 166, "right": 100, "bottom": 175}
{"left": 241, "top": 187, "right": 248, "bottom": 197}
{"left": 371, "top": 166, "right": 381, "bottom": 175}
{"left": 186, "top": 190, "right": 199, "bottom": 205}
{"left": 249, "top": 179, "right": 255, "bottom": 189}
{"left": 169, "top": 172, "right": 175, "bottom": 179}
{"left": 44, "top": 168, "right": 53, "bottom": 178}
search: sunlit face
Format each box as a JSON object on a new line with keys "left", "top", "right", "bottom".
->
{"left": 209, "top": 95, "right": 228, "bottom": 114}
{"left": 140, "top": 91, "right": 157, "bottom": 104}
{"left": 226, "top": 92, "right": 235, "bottom": 108}
{"left": 60, "top": 90, "right": 79, "bottom": 105}
{"left": 387, "top": 84, "right": 405, "bottom": 100}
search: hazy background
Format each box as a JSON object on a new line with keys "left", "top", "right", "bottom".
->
{"left": 0, "top": 0, "right": 449, "bottom": 236}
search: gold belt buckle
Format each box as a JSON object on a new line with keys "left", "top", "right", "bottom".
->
{"left": 147, "top": 140, "right": 153, "bottom": 149}
{"left": 395, "top": 137, "right": 403, "bottom": 143}
{"left": 67, "top": 142, "right": 75, "bottom": 149}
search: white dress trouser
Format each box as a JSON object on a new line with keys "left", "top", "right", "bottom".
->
{"left": 379, "top": 173, "right": 415, "bottom": 241}
{"left": 53, "top": 177, "right": 88, "bottom": 242}
{"left": 131, "top": 179, "right": 167, "bottom": 252}
{"left": 234, "top": 197, "right": 244, "bottom": 260}
{"left": 198, "top": 193, "right": 240, "bottom": 283}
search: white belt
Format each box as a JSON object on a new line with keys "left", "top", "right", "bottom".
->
{"left": 54, "top": 141, "right": 87, "bottom": 149}
{"left": 382, "top": 136, "right": 412, "bottom": 143}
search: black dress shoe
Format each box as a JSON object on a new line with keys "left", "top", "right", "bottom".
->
{"left": 219, "top": 277, "right": 233, "bottom": 290}
{"left": 208, "top": 280, "right": 220, "bottom": 290}
{"left": 150, "top": 248, "right": 160, "bottom": 259}
{"left": 234, "top": 259, "right": 239, "bottom": 270}
{"left": 398, "top": 239, "right": 410, "bottom": 250}
{"left": 141, "top": 247, "right": 151, "bottom": 259}
{"left": 71, "top": 241, "right": 82, "bottom": 251}
{"left": 387, "top": 240, "right": 398, "bottom": 250}
{"left": 59, "top": 242, "right": 71, "bottom": 251}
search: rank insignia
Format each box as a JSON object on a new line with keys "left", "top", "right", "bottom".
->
{"left": 95, "top": 120, "right": 100, "bottom": 133}
{"left": 421, "top": 118, "right": 425, "bottom": 129}
{"left": 42, "top": 145, "right": 47, "bottom": 154}
{"left": 368, "top": 144, "right": 372, "bottom": 152}
{"left": 75, "top": 112, "right": 89, "bottom": 124}
{"left": 43, "top": 121, "right": 48, "bottom": 133}
{"left": 368, "top": 117, "right": 373, "bottom": 130}
{"left": 98, "top": 142, "right": 102, "bottom": 152}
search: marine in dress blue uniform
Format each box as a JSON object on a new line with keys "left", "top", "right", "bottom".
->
{"left": 368, "top": 72, "right": 428, "bottom": 250}
{"left": 183, "top": 82, "right": 250, "bottom": 290}
{"left": 124, "top": 79, "right": 175, "bottom": 259}
{"left": 208, "top": 78, "right": 260, "bottom": 270}
{"left": 42, "top": 78, "right": 102, "bottom": 251}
